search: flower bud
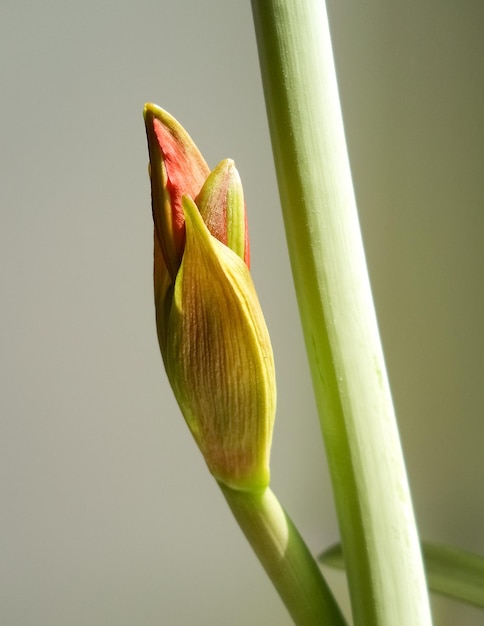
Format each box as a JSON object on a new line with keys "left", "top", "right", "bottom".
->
{"left": 144, "top": 103, "right": 275, "bottom": 491}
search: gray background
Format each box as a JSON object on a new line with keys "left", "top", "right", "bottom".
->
{"left": 1, "top": 1, "right": 483, "bottom": 624}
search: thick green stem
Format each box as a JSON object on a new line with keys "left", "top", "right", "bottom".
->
{"left": 251, "top": 1, "right": 432, "bottom": 625}
{"left": 220, "top": 484, "right": 347, "bottom": 626}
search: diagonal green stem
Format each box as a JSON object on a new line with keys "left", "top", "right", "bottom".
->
{"left": 220, "top": 484, "right": 347, "bottom": 626}
{"left": 251, "top": 1, "right": 432, "bottom": 625}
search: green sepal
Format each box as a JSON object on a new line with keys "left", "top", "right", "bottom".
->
{"left": 164, "top": 195, "right": 276, "bottom": 492}
{"left": 196, "top": 159, "right": 249, "bottom": 266}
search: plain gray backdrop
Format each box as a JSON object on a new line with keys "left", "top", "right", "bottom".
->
{"left": 1, "top": 1, "right": 483, "bottom": 624}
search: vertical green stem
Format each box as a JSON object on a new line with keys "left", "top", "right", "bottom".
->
{"left": 220, "top": 484, "right": 347, "bottom": 626}
{"left": 251, "top": 1, "right": 432, "bottom": 625}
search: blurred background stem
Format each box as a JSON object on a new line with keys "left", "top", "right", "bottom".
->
{"left": 251, "top": 1, "right": 433, "bottom": 624}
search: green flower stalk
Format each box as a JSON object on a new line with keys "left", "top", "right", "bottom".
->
{"left": 144, "top": 103, "right": 274, "bottom": 492}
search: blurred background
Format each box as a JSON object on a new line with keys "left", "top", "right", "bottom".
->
{"left": 1, "top": 1, "right": 483, "bottom": 624}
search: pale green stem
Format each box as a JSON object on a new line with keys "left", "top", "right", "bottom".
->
{"left": 251, "top": 1, "right": 433, "bottom": 625}
{"left": 321, "top": 541, "right": 484, "bottom": 608}
{"left": 219, "top": 484, "right": 347, "bottom": 626}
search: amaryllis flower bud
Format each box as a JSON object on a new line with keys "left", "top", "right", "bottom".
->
{"left": 144, "top": 103, "right": 276, "bottom": 492}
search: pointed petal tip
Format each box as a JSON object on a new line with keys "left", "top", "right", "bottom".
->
{"left": 144, "top": 102, "right": 161, "bottom": 116}
{"left": 143, "top": 102, "right": 155, "bottom": 123}
{"left": 143, "top": 103, "right": 170, "bottom": 130}
{"left": 143, "top": 102, "right": 179, "bottom": 129}
{"left": 220, "top": 157, "right": 235, "bottom": 169}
